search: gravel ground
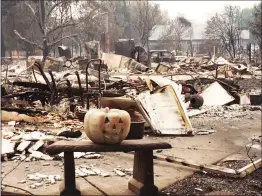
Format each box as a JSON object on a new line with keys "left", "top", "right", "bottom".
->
{"left": 217, "top": 160, "right": 251, "bottom": 170}
{"left": 159, "top": 163, "right": 262, "bottom": 196}
{"left": 158, "top": 108, "right": 261, "bottom": 196}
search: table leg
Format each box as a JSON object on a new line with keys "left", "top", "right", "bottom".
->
{"left": 128, "top": 150, "right": 158, "bottom": 196}
{"left": 60, "top": 152, "right": 81, "bottom": 196}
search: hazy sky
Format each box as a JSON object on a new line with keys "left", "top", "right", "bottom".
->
{"left": 156, "top": 1, "right": 260, "bottom": 26}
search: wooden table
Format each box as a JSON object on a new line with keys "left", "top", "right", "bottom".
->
{"left": 46, "top": 140, "right": 172, "bottom": 196}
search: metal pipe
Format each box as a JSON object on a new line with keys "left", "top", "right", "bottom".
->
{"left": 85, "top": 59, "right": 102, "bottom": 109}
{"left": 34, "top": 62, "right": 52, "bottom": 91}
{"left": 48, "top": 69, "right": 57, "bottom": 105}
{"left": 75, "top": 71, "right": 84, "bottom": 107}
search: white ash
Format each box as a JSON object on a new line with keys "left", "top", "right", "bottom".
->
{"left": 58, "top": 152, "right": 102, "bottom": 159}
{"left": 26, "top": 173, "right": 62, "bottom": 188}
{"left": 113, "top": 168, "right": 126, "bottom": 177}
{"left": 193, "top": 104, "right": 261, "bottom": 119}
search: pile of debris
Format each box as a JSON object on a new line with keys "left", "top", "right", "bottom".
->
{"left": 2, "top": 125, "right": 104, "bottom": 162}
{"left": 2, "top": 50, "right": 261, "bottom": 163}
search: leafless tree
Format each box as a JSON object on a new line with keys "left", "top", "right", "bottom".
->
{"left": 160, "top": 17, "right": 192, "bottom": 55}
{"left": 77, "top": 1, "right": 104, "bottom": 40}
{"left": 200, "top": 39, "right": 225, "bottom": 57}
{"left": 205, "top": 5, "right": 242, "bottom": 59}
{"left": 107, "top": 1, "right": 131, "bottom": 50}
{"left": 14, "top": 0, "right": 78, "bottom": 63}
{"left": 75, "top": 1, "right": 110, "bottom": 53}
{"left": 1, "top": 1, "right": 17, "bottom": 57}
{"left": 249, "top": 3, "right": 261, "bottom": 58}
{"left": 130, "top": 1, "right": 164, "bottom": 49}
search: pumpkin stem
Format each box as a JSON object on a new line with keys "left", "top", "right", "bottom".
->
{"left": 105, "top": 107, "right": 110, "bottom": 113}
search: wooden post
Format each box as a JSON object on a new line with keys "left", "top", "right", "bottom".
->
{"left": 60, "top": 152, "right": 81, "bottom": 196}
{"left": 215, "top": 63, "right": 218, "bottom": 78}
{"left": 128, "top": 150, "right": 158, "bottom": 196}
{"left": 105, "top": 13, "right": 110, "bottom": 53}
{"left": 1, "top": 21, "right": 5, "bottom": 57}
{"left": 71, "top": 40, "right": 74, "bottom": 57}
{"left": 247, "top": 43, "right": 251, "bottom": 63}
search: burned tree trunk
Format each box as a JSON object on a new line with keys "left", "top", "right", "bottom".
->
{"left": 39, "top": 0, "right": 47, "bottom": 64}
{"left": 231, "top": 38, "right": 236, "bottom": 59}
{"left": 247, "top": 43, "right": 251, "bottom": 63}
{"left": 42, "top": 39, "right": 49, "bottom": 64}
{"left": 1, "top": 23, "right": 5, "bottom": 57}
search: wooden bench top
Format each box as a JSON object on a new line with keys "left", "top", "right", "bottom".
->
{"left": 46, "top": 140, "right": 172, "bottom": 155}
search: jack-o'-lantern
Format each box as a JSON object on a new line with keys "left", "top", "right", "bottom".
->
{"left": 84, "top": 107, "right": 131, "bottom": 144}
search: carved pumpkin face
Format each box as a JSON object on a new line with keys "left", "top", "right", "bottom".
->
{"left": 84, "top": 107, "right": 131, "bottom": 144}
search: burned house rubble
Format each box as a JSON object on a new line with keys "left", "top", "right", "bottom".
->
{"left": 1, "top": 0, "right": 262, "bottom": 194}
{"left": 1, "top": 47, "right": 261, "bottom": 196}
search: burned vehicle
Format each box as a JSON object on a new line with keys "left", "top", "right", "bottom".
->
{"left": 150, "top": 50, "right": 176, "bottom": 64}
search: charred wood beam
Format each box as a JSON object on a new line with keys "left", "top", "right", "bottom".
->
{"left": 4, "top": 84, "right": 123, "bottom": 108}
{"left": 48, "top": 70, "right": 57, "bottom": 105}
{"left": 1, "top": 86, "right": 8, "bottom": 96}
{"left": 2, "top": 91, "right": 50, "bottom": 107}
{"left": 1, "top": 107, "right": 47, "bottom": 115}
{"left": 33, "top": 62, "right": 52, "bottom": 91}
{"left": 75, "top": 71, "right": 84, "bottom": 107}
{"left": 2, "top": 91, "right": 50, "bottom": 99}
{"left": 12, "top": 82, "right": 49, "bottom": 91}
{"left": 86, "top": 59, "right": 103, "bottom": 109}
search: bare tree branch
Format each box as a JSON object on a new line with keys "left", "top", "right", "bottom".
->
{"left": 14, "top": 30, "right": 43, "bottom": 50}
{"left": 89, "top": 1, "right": 108, "bottom": 12}
{"left": 131, "top": 1, "right": 164, "bottom": 46}
{"left": 25, "top": 2, "right": 36, "bottom": 16}
{"left": 159, "top": 16, "right": 192, "bottom": 54}
{"left": 78, "top": 7, "right": 101, "bottom": 23}
{"left": 46, "top": 22, "right": 77, "bottom": 36}
{"left": 46, "top": 1, "right": 63, "bottom": 20}
{"left": 249, "top": 3, "right": 261, "bottom": 53}
{"left": 48, "top": 34, "right": 78, "bottom": 47}
{"left": 24, "top": 2, "right": 44, "bottom": 34}
{"left": 205, "top": 5, "right": 242, "bottom": 59}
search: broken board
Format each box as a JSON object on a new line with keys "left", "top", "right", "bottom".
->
{"left": 200, "top": 81, "right": 235, "bottom": 106}
{"left": 136, "top": 85, "right": 193, "bottom": 135}
{"left": 101, "top": 53, "right": 122, "bottom": 70}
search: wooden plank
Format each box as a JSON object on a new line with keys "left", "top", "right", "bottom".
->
{"left": 128, "top": 152, "right": 240, "bottom": 178}
{"left": 28, "top": 141, "right": 45, "bottom": 153}
{"left": 46, "top": 140, "right": 172, "bottom": 155}
{"left": 164, "top": 85, "right": 192, "bottom": 128}
{"left": 133, "top": 153, "right": 261, "bottom": 178}
{"left": 16, "top": 141, "right": 31, "bottom": 152}
{"left": 161, "top": 155, "right": 238, "bottom": 178}
{"left": 144, "top": 77, "right": 154, "bottom": 91}
{"left": 237, "top": 159, "right": 262, "bottom": 177}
